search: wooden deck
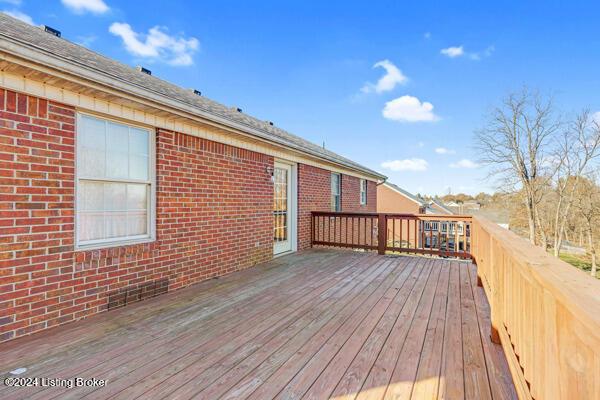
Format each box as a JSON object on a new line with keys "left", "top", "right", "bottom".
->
{"left": 0, "top": 249, "right": 516, "bottom": 400}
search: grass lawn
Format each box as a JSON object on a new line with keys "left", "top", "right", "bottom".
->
{"left": 559, "top": 252, "right": 600, "bottom": 279}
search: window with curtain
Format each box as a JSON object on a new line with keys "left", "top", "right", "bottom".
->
{"left": 76, "top": 114, "right": 154, "bottom": 248}
{"left": 360, "top": 179, "right": 367, "bottom": 205}
{"left": 331, "top": 173, "right": 341, "bottom": 211}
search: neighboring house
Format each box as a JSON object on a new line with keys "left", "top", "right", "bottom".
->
{"left": 463, "top": 200, "right": 481, "bottom": 211}
{"left": 422, "top": 219, "right": 467, "bottom": 251}
{"left": 428, "top": 199, "right": 454, "bottom": 215}
{"left": 446, "top": 200, "right": 481, "bottom": 214}
{"left": 377, "top": 184, "right": 463, "bottom": 249}
{"left": 377, "top": 182, "right": 427, "bottom": 248}
{"left": 377, "top": 182, "right": 427, "bottom": 214}
{"left": 0, "top": 15, "right": 385, "bottom": 342}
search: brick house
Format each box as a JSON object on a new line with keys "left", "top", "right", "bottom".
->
{"left": 0, "top": 14, "right": 385, "bottom": 342}
{"left": 377, "top": 182, "right": 426, "bottom": 248}
{"left": 377, "top": 182, "right": 427, "bottom": 214}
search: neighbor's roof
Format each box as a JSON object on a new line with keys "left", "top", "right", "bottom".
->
{"left": 0, "top": 13, "right": 385, "bottom": 180}
{"left": 429, "top": 199, "right": 454, "bottom": 215}
{"left": 384, "top": 182, "right": 426, "bottom": 206}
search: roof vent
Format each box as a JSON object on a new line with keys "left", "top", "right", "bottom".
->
{"left": 193, "top": 89, "right": 201, "bottom": 96}
{"left": 136, "top": 66, "right": 152, "bottom": 75}
{"left": 42, "top": 25, "right": 61, "bottom": 38}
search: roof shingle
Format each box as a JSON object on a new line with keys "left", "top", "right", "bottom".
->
{"left": 0, "top": 13, "right": 384, "bottom": 179}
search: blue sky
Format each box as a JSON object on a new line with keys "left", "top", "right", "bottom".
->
{"left": 4, "top": 0, "right": 600, "bottom": 196}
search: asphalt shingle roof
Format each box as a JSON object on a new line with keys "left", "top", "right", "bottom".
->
{"left": 0, "top": 13, "right": 385, "bottom": 179}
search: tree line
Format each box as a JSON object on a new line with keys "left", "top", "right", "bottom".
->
{"left": 475, "top": 87, "right": 600, "bottom": 277}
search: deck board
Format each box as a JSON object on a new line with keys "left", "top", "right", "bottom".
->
{"left": 459, "top": 261, "right": 493, "bottom": 400}
{"left": 410, "top": 259, "right": 450, "bottom": 400}
{"left": 0, "top": 249, "right": 517, "bottom": 400}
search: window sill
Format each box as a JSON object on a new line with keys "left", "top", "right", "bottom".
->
{"left": 75, "top": 237, "right": 156, "bottom": 252}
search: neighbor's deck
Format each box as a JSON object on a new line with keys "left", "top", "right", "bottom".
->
{"left": 0, "top": 249, "right": 516, "bottom": 400}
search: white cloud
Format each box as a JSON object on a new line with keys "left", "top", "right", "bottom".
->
{"left": 450, "top": 159, "right": 479, "bottom": 169}
{"left": 0, "top": 0, "right": 22, "bottom": 5}
{"left": 61, "top": 0, "right": 109, "bottom": 14}
{"left": 109, "top": 22, "right": 199, "bottom": 66}
{"left": 382, "top": 95, "right": 439, "bottom": 123}
{"left": 441, "top": 45, "right": 495, "bottom": 61}
{"left": 381, "top": 158, "right": 429, "bottom": 172}
{"left": 3, "top": 10, "right": 33, "bottom": 24}
{"left": 424, "top": 32, "right": 431, "bottom": 39}
{"left": 435, "top": 147, "right": 456, "bottom": 155}
{"left": 440, "top": 46, "right": 464, "bottom": 58}
{"left": 361, "top": 60, "right": 407, "bottom": 94}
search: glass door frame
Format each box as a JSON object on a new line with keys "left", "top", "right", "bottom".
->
{"left": 273, "top": 160, "right": 297, "bottom": 256}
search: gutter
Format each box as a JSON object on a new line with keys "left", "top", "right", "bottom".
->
{"left": 0, "top": 34, "right": 387, "bottom": 181}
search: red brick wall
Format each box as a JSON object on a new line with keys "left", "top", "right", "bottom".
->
{"left": 377, "top": 184, "right": 423, "bottom": 214}
{"left": 341, "top": 175, "right": 377, "bottom": 212}
{"left": 156, "top": 130, "right": 273, "bottom": 288}
{"left": 297, "top": 164, "right": 377, "bottom": 250}
{"left": 366, "top": 181, "right": 377, "bottom": 209}
{"left": 0, "top": 91, "right": 76, "bottom": 342}
{"left": 297, "top": 164, "right": 331, "bottom": 250}
{"left": 0, "top": 89, "right": 376, "bottom": 343}
{"left": 0, "top": 90, "right": 274, "bottom": 342}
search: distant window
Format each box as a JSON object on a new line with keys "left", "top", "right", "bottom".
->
{"left": 360, "top": 179, "right": 367, "bottom": 205}
{"left": 424, "top": 221, "right": 439, "bottom": 231}
{"left": 331, "top": 173, "right": 341, "bottom": 211}
{"left": 76, "top": 114, "right": 155, "bottom": 249}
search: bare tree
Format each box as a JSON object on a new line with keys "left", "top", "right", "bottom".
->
{"left": 475, "top": 88, "right": 560, "bottom": 245}
{"left": 534, "top": 181, "right": 556, "bottom": 250}
{"left": 573, "top": 174, "right": 600, "bottom": 277}
{"left": 551, "top": 111, "right": 600, "bottom": 256}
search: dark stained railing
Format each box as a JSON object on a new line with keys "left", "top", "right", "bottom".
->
{"left": 311, "top": 211, "right": 472, "bottom": 259}
{"left": 311, "top": 212, "right": 379, "bottom": 251}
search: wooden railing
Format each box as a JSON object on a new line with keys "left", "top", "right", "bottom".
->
{"left": 312, "top": 212, "right": 600, "bottom": 399}
{"left": 310, "top": 211, "right": 472, "bottom": 259}
{"left": 472, "top": 216, "right": 600, "bottom": 400}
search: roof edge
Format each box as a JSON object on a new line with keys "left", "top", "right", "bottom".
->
{"left": 383, "top": 182, "right": 425, "bottom": 206}
{"left": 0, "top": 32, "right": 386, "bottom": 181}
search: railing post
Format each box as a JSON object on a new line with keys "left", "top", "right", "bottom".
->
{"left": 310, "top": 212, "right": 314, "bottom": 248}
{"left": 377, "top": 214, "right": 387, "bottom": 255}
{"left": 489, "top": 233, "right": 501, "bottom": 344}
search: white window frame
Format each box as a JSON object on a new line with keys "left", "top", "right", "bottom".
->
{"left": 441, "top": 222, "right": 448, "bottom": 233}
{"left": 424, "top": 221, "right": 439, "bottom": 231}
{"left": 360, "top": 179, "right": 367, "bottom": 205}
{"left": 331, "top": 173, "right": 341, "bottom": 212}
{"left": 75, "top": 113, "right": 156, "bottom": 250}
